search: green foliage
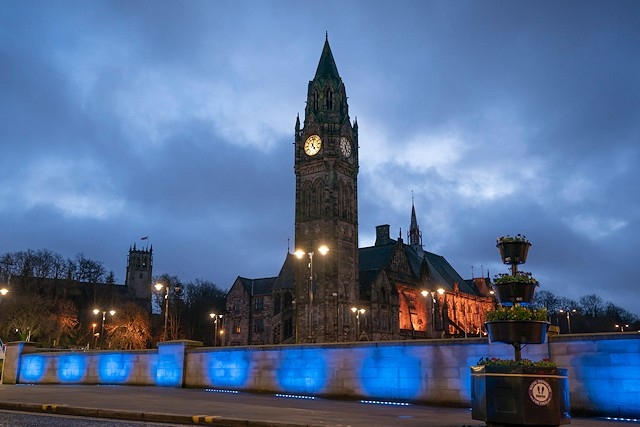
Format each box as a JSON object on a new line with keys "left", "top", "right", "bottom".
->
{"left": 496, "top": 234, "right": 529, "bottom": 244}
{"left": 485, "top": 304, "right": 548, "bottom": 321}
{"left": 477, "top": 357, "right": 557, "bottom": 368}
{"left": 494, "top": 271, "right": 538, "bottom": 285}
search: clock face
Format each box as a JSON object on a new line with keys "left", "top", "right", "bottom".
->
{"left": 340, "top": 137, "right": 352, "bottom": 158}
{"left": 304, "top": 134, "right": 322, "bottom": 156}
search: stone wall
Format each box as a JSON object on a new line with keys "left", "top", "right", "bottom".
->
{"left": 2, "top": 334, "right": 638, "bottom": 418}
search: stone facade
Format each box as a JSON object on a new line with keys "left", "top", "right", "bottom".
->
{"left": 225, "top": 38, "right": 493, "bottom": 345}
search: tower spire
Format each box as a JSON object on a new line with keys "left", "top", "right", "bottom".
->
{"left": 408, "top": 192, "right": 422, "bottom": 248}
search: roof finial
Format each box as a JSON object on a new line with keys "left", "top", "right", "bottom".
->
{"left": 325, "top": 31, "right": 328, "bottom": 42}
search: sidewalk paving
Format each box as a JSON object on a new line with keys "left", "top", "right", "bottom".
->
{"left": 0, "top": 384, "right": 633, "bottom": 426}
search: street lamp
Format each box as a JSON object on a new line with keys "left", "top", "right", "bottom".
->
{"left": 93, "top": 308, "right": 115, "bottom": 349}
{"left": 421, "top": 289, "right": 436, "bottom": 338}
{"left": 559, "top": 309, "right": 577, "bottom": 334}
{"left": 615, "top": 324, "right": 629, "bottom": 332}
{"left": 0, "top": 288, "right": 8, "bottom": 296}
{"left": 209, "top": 312, "right": 223, "bottom": 346}
{"left": 155, "top": 282, "right": 170, "bottom": 341}
{"left": 295, "top": 245, "right": 329, "bottom": 342}
{"left": 91, "top": 323, "right": 97, "bottom": 349}
{"left": 351, "top": 307, "right": 366, "bottom": 340}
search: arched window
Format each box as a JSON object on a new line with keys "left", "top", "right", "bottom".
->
{"left": 284, "top": 291, "right": 293, "bottom": 309}
{"left": 303, "top": 182, "right": 313, "bottom": 218}
{"left": 380, "top": 287, "right": 388, "bottom": 305}
{"left": 325, "top": 88, "right": 333, "bottom": 110}
{"left": 315, "top": 180, "right": 324, "bottom": 216}
{"left": 274, "top": 293, "right": 282, "bottom": 315}
{"left": 313, "top": 90, "right": 319, "bottom": 111}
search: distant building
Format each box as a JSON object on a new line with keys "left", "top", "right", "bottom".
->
{"left": 5, "top": 243, "right": 153, "bottom": 316}
{"left": 225, "top": 38, "right": 494, "bottom": 346}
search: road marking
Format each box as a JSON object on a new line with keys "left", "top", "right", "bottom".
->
{"left": 192, "top": 415, "right": 222, "bottom": 424}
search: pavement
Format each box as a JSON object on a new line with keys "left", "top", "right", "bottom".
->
{"left": 0, "top": 384, "right": 635, "bottom": 426}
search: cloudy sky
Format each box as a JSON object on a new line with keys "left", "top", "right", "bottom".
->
{"left": 2, "top": 1, "right": 639, "bottom": 316}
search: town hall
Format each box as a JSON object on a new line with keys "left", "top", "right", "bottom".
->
{"left": 225, "top": 37, "right": 494, "bottom": 345}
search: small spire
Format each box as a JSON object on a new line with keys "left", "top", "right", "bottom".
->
{"left": 408, "top": 195, "right": 422, "bottom": 247}
{"left": 326, "top": 31, "right": 328, "bottom": 42}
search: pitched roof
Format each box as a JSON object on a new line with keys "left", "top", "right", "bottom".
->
{"left": 358, "top": 238, "right": 478, "bottom": 296}
{"left": 273, "top": 253, "right": 296, "bottom": 290}
{"left": 237, "top": 276, "right": 277, "bottom": 296}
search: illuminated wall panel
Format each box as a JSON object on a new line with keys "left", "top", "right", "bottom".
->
{"left": 5, "top": 334, "right": 640, "bottom": 418}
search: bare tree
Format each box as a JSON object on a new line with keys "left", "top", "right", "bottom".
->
{"left": 74, "top": 253, "right": 106, "bottom": 283}
{"left": 579, "top": 294, "right": 605, "bottom": 317}
{"left": 533, "top": 290, "right": 560, "bottom": 313}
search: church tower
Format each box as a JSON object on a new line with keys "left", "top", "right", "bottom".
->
{"left": 125, "top": 243, "right": 153, "bottom": 312}
{"left": 294, "top": 36, "right": 359, "bottom": 343}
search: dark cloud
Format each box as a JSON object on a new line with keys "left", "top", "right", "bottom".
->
{"left": 2, "top": 0, "right": 639, "bottom": 316}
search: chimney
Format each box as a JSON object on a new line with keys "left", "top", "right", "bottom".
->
{"left": 375, "top": 224, "right": 391, "bottom": 246}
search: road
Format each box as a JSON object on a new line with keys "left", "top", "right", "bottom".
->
{"left": 0, "top": 410, "right": 185, "bottom": 427}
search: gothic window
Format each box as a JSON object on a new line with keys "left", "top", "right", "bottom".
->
{"left": 303, "top": 182, "right": 313, "bottom": 218}
{"left": 315, "top": 180, "right": 324, "bottom": 216}
{"left": 274, "top": 293, "right": 282, "bottom": 314}
{"left": 284, "top": 291, "right": 293, "bottom": 309}
{"left": 253, "top": 318, "right": 264, "bottom": 333}
{"left": 337, "top": 182, "right": 343, "bottom": 218}
{"left": 313, "top": 90, "right": 319, "bottom": 111}
{"left": 343, "top": 183, "right": 353, "bottom": 220}
{"left": 310, "top": 184, "right": 317, "bottom": 216}
{"left": 325, "top": 87, "right": 333, "bottom": 110}
{"left": 233, "top": 320, "right": 241, "bottom": 334}
{"left": 254, "top": 296, "right": 264, "bottom": 311}
{"left": 380, "top": 287, "right": 389, "bottom": 305}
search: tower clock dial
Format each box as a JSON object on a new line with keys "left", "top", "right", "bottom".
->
{"left": 304, "top": 134, "right": 322, "bottom": 156}
{"left": 340, "top": 136, "right": 352, "bottom": 158}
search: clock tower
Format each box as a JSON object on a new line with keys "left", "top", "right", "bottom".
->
{"left": 294, "top": 36, "right": 359, "bottom": 343}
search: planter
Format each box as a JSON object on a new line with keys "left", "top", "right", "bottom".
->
{"left": 497, "top": 240, "right": 531, "bottom": 265}
{"left": 486, "top": 320, "right": 549, "bottom": 344}
{"left": 493, "top": 281, "right": 537, "bottom": 304}
{"left": 471, "top": 365, "right": 571, "bottom": 426}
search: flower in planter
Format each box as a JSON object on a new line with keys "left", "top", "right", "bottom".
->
{"left": 496, "top": 234, "right": 530, "bottom": 244}
{"left": 477, "top": 357, "right": 557, "bottom": 368}
{"left": 493, "top": 271, "right": 539, "bottom": 285}
{"left": 485, "top": 304, "right": 548, "bottom": 322}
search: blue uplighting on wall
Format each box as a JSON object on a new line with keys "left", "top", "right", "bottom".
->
{"left": 156, "top": 352, "right": 182, "bottom": 386}
{"left": 276, "top": 348, "right": 327, "bottom": 394}
{"left": 359, "top": 345, "right": 422, "bottom": 400}
{"left": 98, "top": 353, "right": 133, "bottom": 383}
{"left": 58, "top": 354, "right": 86, "bottom": 382}
{"left": 207, "top": 350, "right": 251, "bottom": 388}
{"left": 578, "top": 340, "right": 640, "bottom": 417}
{"left": 19, "top": 355, "right": 47, "bottom": 382}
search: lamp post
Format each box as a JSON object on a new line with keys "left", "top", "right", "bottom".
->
{"left": 351, "top": 307, "right": 366, "bottom": 340}
{"left": 155, "top": 282, "right": 170, "bottom": 341}
{"left": 209, "top": 312, "right": 223, "bottom": 346}
{"left": 559, "top": 309, "right": 577, "bottom": 334}
{"left": 93, "top": 308, "right": 116, "bottom": 349}
{"left": 615, "top": 323, "right": 629, "bottom": 332}
{"left": 436, "top": 288, "right": 445, "bottom": 335}
{"left": 421, "top": 289, "right": 436, "bottom": 338}
{"left": 91, "top": 323, "right": 97, "bottom": 349}
{"left": 332, "top": 292, "right": 339, "bottom": 342}
{"left": 0, "top": 288, "right": 8, "bottom": 297}
{"left": 294, "top": 245, "right": 329, "bottom": 342}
